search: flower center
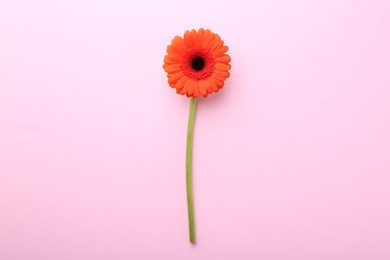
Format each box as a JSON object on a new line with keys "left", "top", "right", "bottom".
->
{"left": 182, "top": 50, "right": 215, "bottom": 80}
{"left": 191, "top": 57, "right": 205, "bottom": 71}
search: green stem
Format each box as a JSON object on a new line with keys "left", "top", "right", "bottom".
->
{"left": 186, "top": 97, "right": 197, "bottom": 244}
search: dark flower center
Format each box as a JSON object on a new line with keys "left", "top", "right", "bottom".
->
{"left": 191, "top": 57, "right": 205, "bottom": 71}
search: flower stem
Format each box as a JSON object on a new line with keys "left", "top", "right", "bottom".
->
{"left": 186, "top": 97, "right": 197, "bottom": 244}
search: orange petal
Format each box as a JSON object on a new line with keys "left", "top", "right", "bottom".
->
{"left": 167, "top": 45, "right": 186, "bottom": 57}
{"left": 193, "top": 81, "right": 200, "bottom": 98}
{"left": 163, "top": 64, "right": 183, "bottom": 73}
{"left": 180, "top": 80, "right": 190, "bottom": 95}
{"left": 187, "top": 80, "right": 195, "bottom": 96}
{"left": 196, "top": 28, "right": 205, "bottom": 48}
{"left": 216, "top": 63, "right": 231, "bottom": 71}
{"left": 191, "top": 29, "right": 201, "bottom": 49}
{"left": 199, "top": 80, "right": 208, "bottom": 97}
{"left": 184, "top": 30, "right": 195, "bottom": 49}
{"left": 212, "top": 74, "right": 225, "bottom": 87}
{"left": 168, "top": 72, "right": 185, "bottom": 84}
{"left": 205, "top": 77, "right": 216, "bottom": 91}
{"left": 214, "top": 69, "right": 230, "bottom": 79}
{"left": 213, "top": 45, "right": 228, "bottom": 57}
{"left": 164, "top": 55, "right": 185, "bottom": 63}
{"left": 202, "top": 29, "right": 213, "bottom": 49}
{"left": 210, "top": 77, "right": 220, "bottom": 91}
{"left": 175, "top": 76, "right": 188, "bottom": 91}
{"left": 215, "top": 54, "right": 231, "bottom": 63}
{"left": 210, "top": 34, "right": 223, "bottom": 52}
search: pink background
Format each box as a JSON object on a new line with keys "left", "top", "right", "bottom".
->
{"left": 1, "top": 0, "right": 390, "bottom": 259}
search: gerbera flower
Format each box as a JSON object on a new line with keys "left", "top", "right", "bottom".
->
{"left": 163, "top": 29, "right": 231, "bottom": 245}
{"left": 163, "top": 28, "right": 231, "bottom": 98}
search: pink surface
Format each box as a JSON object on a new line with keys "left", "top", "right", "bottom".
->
{"left": 1, "top": 1, "right": 390, "bottom": 259}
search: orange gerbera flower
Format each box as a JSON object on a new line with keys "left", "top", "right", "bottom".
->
{"left": 163, "top": 29, "right": 232, "bottom": 244}
{"left": 163, "top": 28, "right": 231, "bottom": 98}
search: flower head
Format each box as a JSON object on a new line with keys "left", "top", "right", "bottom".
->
{"left": 163, "top": 28, "right": 231, "bottom": 98}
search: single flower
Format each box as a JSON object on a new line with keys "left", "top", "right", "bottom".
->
{"left": 163, "top": 28, "right": 231, "bottom": 98}
{"left": 163, "top": 28, "right": 231, "bottom": 245}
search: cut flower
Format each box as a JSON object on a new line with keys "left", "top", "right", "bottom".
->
{"left": 163, "top": 29, "right": 232, "bottom": 244}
